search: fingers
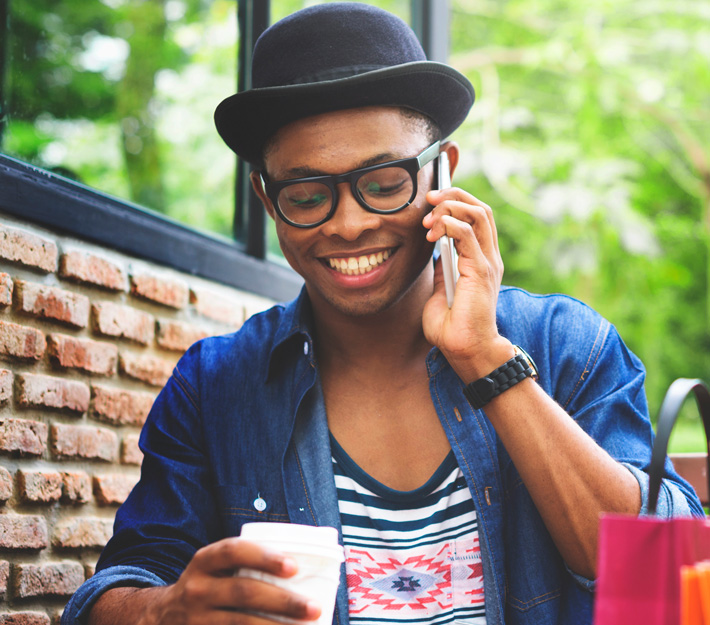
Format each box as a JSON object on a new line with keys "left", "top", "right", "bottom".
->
{"left": 190, "top": 537, "right": 296, "bottom": 578}
{"left": 424, "top": 188, "right": 498, "bottom": 255}
{"left": 166, "top": 537, "right": 321, "bottom": 624}
{"left": 179, "top": 574, "right": 319, "bottom": 619}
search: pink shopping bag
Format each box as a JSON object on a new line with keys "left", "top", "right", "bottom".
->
{"left": 594, "top": 378, "right": 710, "bottom": 625}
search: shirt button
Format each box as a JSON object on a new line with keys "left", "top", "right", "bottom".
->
{"left": 253, "top": 496, "right": 267, "bottom": 512}
{"left": 303, "top": 341, "right": 309, "bottom": 355}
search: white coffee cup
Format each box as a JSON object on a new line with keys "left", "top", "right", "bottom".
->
{"left": 236, "top": 522, "right": 344, "bottom": 625}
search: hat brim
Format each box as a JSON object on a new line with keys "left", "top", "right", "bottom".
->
{"left": 214, "top": 61, "right": 475, "bottom": 165}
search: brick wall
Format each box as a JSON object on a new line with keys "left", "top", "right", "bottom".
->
{"left": 0, "top": 213, "right": 275, "bottom": 624}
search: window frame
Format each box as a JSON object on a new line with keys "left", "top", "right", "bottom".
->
{"left": 0, "top": 0, "right": 448, "bottom": 302}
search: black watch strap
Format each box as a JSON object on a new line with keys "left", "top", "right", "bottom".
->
{"left": 463, "top": 346, "right": 538, "bottom": 409}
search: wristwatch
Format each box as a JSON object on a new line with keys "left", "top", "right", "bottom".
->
{"left": 463, "top": 345, "right": 539, "bottom": 409}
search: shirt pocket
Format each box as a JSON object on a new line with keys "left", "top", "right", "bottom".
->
{"left": 504, "top": 480, "right": 561, "bottom": 617}
{"left": 215, "top": 483, "right": 291, "bottom": 536}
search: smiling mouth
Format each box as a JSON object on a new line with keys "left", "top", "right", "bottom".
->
{"left": 325, "top": 249, "right": 394, "bottom": 276}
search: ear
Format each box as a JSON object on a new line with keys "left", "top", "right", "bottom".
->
{"left": 440, "top": 141, "right": 460, "bottom": 180}
{"left": 250, "top": 170, "right": 276, "bottom": 221}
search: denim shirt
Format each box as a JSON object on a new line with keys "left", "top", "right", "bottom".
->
{"left": 62, "top": 286, "right": 702, "bottom": 625}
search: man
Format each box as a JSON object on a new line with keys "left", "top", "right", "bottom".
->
{"left": 63, "top": 4, "right": 702, "bottom": 625}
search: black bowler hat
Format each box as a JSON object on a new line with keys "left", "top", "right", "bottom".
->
{"left": 214, "top": 2, "right": 475, "bottom": 165}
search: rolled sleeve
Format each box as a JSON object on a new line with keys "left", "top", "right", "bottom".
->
{"left": 623, "top": 462, "right": 697, "bottom": 518}
{"left": 560, "top": 463, "right": 696, "bottom": 596}
{"left": 60, "top": 566, "right": 166, "bottom": 625}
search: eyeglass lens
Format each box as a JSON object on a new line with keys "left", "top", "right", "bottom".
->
{"left": 277, "top": 165, "right": 414, "bottom": 226}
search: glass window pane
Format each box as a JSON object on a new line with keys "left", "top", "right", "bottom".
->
{"left": 1, "top": 0, "right": 237, "bottom": 237}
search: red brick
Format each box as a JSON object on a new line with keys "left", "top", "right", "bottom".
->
{"left": 0, "top": 321, "right": 46, "bottom": 361}
{"left": 0, "top": 560, "right": 8, "bottom": 597}
{"left": 51, "top": 423, "right": 117, "bottom": 462}
{"left": 190, "top": 288, "right": 245, "bottom": 327}
{"left": 121, "top": 434, "right": 143, "bottom": 466}
{"left": 156, "top": 319, "right": 210, "bottom": 352}
{"left": 119, "top": 352, "right": 173, "bottom": 387}
{"left": 0, "top": 274, "right": 12, "bottom": 307}
{"left": 131, "top": 272, "right": 189, "bottom": 309}
{"left": 17, "top": 470, "right": 62, "bottom": 503}
{"left": 16, "top": 373, "right": 90, "bottom": 413}
{"left": 47, "top": 334, "right": 117, "bottom": 376}
{"left": 13, "top": 561, "right": 85, "bottom": 598}
{"left": 59, "top": 250, "right": 128, "bottom": 291}
{"left": 0, "top": 612, "right": 50, "bottom": 625}
{"left": 92, "top": 302, "right": 155, "bottom": 345}
{"left": 0, "top": 419, "right": 48, "bottom": 456}
{"left": 93, "top": 473, "right": 139, "bottom": 505}
{"left": 0, "top": 222, "right": 58, "bottom": 273}
{"left": 53, "top": 517, "right": 113, "bottom": 549}
{"left": 0, "top": 369, "right": 12, "bottom": 403}
{"left": 0, "top": 514, "right": 48, "bottom": 549}
{"left": 61, "top": 472, "right": 92, "bottom": 504}
{"left": 91, "top": 384, "right": 154, "bottom": 426}
{"left": 14, "top": 281, "right": 89, "bottom": 328}
{"left": 0, "top": 467, "right": 12, "bottom": 502}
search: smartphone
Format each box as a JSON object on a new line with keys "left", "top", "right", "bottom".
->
{"left": 437, "top": 152, "right": 458, "bottom": 308}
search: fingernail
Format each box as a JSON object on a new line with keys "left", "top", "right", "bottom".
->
{"left": 281, "top": 556, "right": 298, "bottom": 575}
{"left": 305, "top": 600, "right": 322, "bottom": 618}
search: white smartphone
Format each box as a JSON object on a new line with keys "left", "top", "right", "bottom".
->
{"left": 437, "top": 152, "right": 458, "bottom": 308}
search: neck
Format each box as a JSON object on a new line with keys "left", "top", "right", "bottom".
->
{"left": 310, "top": 261, "right": 434, "bottom": 372}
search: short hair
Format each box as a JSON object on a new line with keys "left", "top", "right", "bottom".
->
{"left": 400, "top": 108, "right": 442, "bottom": 145}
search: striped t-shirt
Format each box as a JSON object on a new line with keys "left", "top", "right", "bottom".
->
{"left": 331, "top": 435, "right": 486, "bottom": 625}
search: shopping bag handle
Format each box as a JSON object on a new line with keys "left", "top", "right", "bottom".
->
{"left": 648, "top": 378, "right": 710, "bottom": 515}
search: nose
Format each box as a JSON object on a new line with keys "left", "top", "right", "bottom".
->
{"left": 320, "top": 182, "right": 381, "bottom": 241}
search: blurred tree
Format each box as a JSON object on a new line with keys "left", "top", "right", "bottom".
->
{"left": 3, "top": 0, "right": 218, "bottom": 215}
{"left": 449, "top": 0, "right": 710, "bottom": 426}
{"left": 116, "top": 0, "right": 169, "bottom": 211}
{"left": 2, "top": 0, "right": 709, "bottom": 443}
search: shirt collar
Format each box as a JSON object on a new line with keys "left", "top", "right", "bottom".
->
{"left": 266, "top": 286, "right": 316, "bottom": 382}
{"left": 265, "top": 285, "right": 452, "bottom": 381}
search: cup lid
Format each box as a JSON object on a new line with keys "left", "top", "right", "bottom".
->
{"left": 241, "top": 522, "right": 340, "bottom": 547}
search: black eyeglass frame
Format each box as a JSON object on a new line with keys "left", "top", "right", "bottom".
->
{"left": 260, "top": 141, "right": 441, "bottom": 228}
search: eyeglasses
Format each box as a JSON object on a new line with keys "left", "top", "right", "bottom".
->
{"left": 260, "top": 141, "right": 441, "bottom": 228}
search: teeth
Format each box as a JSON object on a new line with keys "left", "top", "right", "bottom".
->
{"left": 327, "top": 249, "right": 394, "bottom": 276}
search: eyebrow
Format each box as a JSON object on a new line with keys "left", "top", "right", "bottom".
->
{"left": 278, "top": 151, "right": 400, "bottom": 180}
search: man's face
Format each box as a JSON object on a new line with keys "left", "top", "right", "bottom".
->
{"left": 254, "top": 106, "right": 437, "bottom": 319}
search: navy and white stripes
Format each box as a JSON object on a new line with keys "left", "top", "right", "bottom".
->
{"left": 331, "top": 436, "right": 486, "bottom": 624}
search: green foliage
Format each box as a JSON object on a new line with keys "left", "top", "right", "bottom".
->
{"left": 449, "top": 0, "right": 710, "bottom": 448}
{"left": 2, "top": 0, "right": 709, "bottom": 449}
{"left": 3, "top": 0, "right": 236, "bottom": 232}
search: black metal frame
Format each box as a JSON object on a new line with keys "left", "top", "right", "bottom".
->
{"left": 0, "top": 153, "right": 303, "bottom": 300}
{"left": 0, "top": 0, "right": 8, "bottom": 146}
{"left": 411, "top": 0, "right": 450, "bottom": 63}
{"left": 235, "top": 0, "right": 270, "bottom": 258}
{"left": 0, "top": 0, "right": 449, "bottom": 303}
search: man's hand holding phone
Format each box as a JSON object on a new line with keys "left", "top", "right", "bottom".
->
{"left": 422, "top": 146, "right": 508, "bottom": 384}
